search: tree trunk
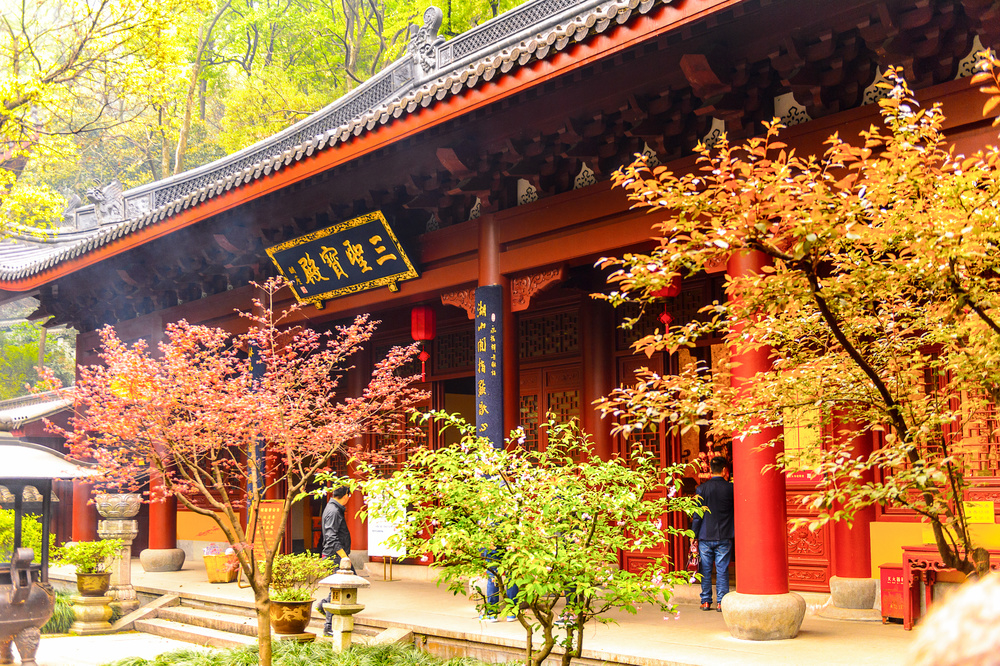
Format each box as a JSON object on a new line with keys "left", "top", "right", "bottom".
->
{"left": 254, "top": 585, "right": 273, "bottom": 666}
{"left": 972, "top": 547, "right": 991, "bottom": 578}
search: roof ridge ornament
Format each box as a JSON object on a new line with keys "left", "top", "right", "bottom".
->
{"left": 407, "top": 7, "right": 446, "bottom": 78}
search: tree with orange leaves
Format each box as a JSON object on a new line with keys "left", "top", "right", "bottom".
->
{"left": 600, "top": 63, "right": 1000, "bottom": 578}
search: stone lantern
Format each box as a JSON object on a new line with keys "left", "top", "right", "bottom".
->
{"left": 317, "top": 557, "right": 371, "bottom": 651}
{"left": 0, "top": 434, "right": 97, "bottom": 666}
{"left": 95, "top": 493, "right": 141, "bottom": 613}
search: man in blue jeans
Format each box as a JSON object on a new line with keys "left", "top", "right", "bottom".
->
{"left": 695, "top": 456, "right": 734, "bottom": 612}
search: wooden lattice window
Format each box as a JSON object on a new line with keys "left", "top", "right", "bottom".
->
{"left": 547, "top": 389, "right": 580, "bottom": 427}
{"left": 519, "top": 394, "right": 539, "bottom": 451}
{"left": 519, "top": 311, "right": 579, "bottom": 359}
{"left": 373, "top": 341, "right": 421, "bottom": 378}
{"left": 956, "top": 392, "right": 1000, "bottom": 477}
{"left": 433, "top": 328, "right": 474, "bottom": 374}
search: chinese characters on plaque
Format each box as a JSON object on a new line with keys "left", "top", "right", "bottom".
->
{"left": 265, "top": 210, "right": 418, "bottom": 305}
{"left": 475, "top": 285, "right": 503, "bottom": 449}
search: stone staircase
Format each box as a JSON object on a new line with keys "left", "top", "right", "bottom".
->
{"left": 121, "top": 594, "right": 382, "bottom": 649}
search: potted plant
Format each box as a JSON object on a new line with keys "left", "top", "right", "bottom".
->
{"left": 267, "top": 552, "right": 335, "bottom": 635}
{"left": 54, "top": 539, "right": 123, "bottom": 596}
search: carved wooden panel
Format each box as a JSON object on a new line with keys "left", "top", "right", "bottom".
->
{"left": 519, "top": 310, "right": 579, "bottom": 359}
{"left": 544, "top": 365, "right": 581, "bottom": 390}
{"left": 787, "top": 565, "right": 831, "bottom": 592}
{"left": 441, "top": 288, "right": 476, "bottom": 319}
{"left": 786, "top": 515, "right": 831, "bottom": 592}
{"left": 510, "top": 267, "right": 565, "bottom": 312}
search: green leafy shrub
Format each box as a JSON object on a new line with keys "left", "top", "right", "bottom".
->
{"left": 0, "top": 509, "right": 54, "bottom": 563}
{"left": 101, "top": 642, "right": 506, "bottom": 666}
{"left": 267, "top": 552, "right": 335, "bottom": 602}
{"left": 53, "top": 539, "right": 123, "bottom": 573}
{"left": 40, "top": 591, "right": 74, "bottom": 634}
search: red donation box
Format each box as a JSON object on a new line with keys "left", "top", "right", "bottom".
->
{"left": 879, "top": 563, "right": 904, "bottom": 623}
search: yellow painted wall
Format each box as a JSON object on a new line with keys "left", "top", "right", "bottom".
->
{"left": 869, "top": 522, "right": 922, "bottom": 578}
{"left": 870, "top": 521, "right": 1000, "bottom": 579}
{"left": 177, "top": 509, "right": 230, "bottom": 543}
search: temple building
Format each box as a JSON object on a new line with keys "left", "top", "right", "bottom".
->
{"left": 1, "top": 0, "right": 998, "bottom": 639}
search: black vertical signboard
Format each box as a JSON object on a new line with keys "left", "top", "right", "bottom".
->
{"left": 475, "top": 285, "right": 503, "bottom": 449}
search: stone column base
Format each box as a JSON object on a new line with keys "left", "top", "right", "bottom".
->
{"left": 139, "top": 548, "right": 186, "bottom": 572}
{"left": 721, "top": 591, "right": 806, "bottom": 640}
{"left": 818, "top": 576, "right": 880, "bottom": 622}
{"left": 69, "top": 595, "right": 113, "bottom": 635}
{"left": 829, "top": 576, "right": 877, "bottom": 609}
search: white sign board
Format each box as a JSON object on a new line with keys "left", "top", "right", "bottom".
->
{"left": 367, "top": 494, "right": 406, "bottom": 559}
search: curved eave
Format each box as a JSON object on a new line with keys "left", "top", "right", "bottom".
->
{"left": 0, "top": 0, "right": 740, "bottom": 293}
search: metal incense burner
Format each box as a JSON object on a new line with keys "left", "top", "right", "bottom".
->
{"left": 0, "top": 434, "right": 96, "bottom": 666}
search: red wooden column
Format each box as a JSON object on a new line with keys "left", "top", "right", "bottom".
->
{"left": 147, "top": 471, "right": 177, "bottom": 551}
{"left": 722, "top": 250, "right": 805, "bottom": 640}
{"left": 478, "top": 214, "right": 519, "bottom": 442}
{"left": 831, "top": 412, "right": 875, "bottom": 579}
{"left": 140, "top": 459, "right": 186, "bottom": 571}
{"left": 821, "top": 410, "right": 879, "bottom": 615}
{"left": 728, "top": 251, "right": 789, "bottom": 596}
{"left": 71, "top": 479, "right": 98, "bottom": 542}
{"left": 581, "top": 297, "right": 615, "bottom": 460}
{"left": 347, "top": 345, "right": 370, "bottom": 552}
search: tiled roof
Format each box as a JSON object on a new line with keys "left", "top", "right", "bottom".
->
{"left": 0, "top": 389, "right": 74, "bottom": 431}
{"left": 0, "top": 0, "right": 671, "bottom": 283}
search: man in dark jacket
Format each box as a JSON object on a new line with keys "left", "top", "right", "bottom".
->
{"left": 695, "top": 456, "right": 734, "bottom": 612}
{"left": 321, "top": 486, "right": 353, "bottom": 635}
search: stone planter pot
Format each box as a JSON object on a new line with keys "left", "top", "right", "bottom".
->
{"left": 76, "top": 572, "right": 112, "bottom": 597}
{"left": 269, "top": 599, "right": 313, "bottom": 635}
{"left": 94, "top": 493, "right": 141, "bottom": 519}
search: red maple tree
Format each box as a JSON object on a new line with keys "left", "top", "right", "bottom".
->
{"left": 57, "top": 277, "right": 426, "bottom": 665}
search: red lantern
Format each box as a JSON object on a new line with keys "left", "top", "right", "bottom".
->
{"left": 651, "top": 275, "right": 681, "bottom": 327}
{"left": 411, "top": 306, "right": 436, "bottom": 381}
{"left": 651, "top": 274, "right": 682, "bottom": 299}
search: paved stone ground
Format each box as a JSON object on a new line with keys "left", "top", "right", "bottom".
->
{"left": 38, "top": 560, "right": 915, "bottom": 666}
{"left": 36, "top": 632, "right": 207, "bottom": 666}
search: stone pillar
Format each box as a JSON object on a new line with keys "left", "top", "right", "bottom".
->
{"left": 820, "top": 411, "right": 879, "bottom": 620}
{"left": 140, "top": 469, "right": 185, "bottom": 572}
{"left": 581, "top": 297, "right": 615, "bottom": 460}
{"left": 71, "top": 480, "right": 98, "bottom": 543}
{"left": 95, "top": 494, "right": 140, "bottom": 613}
{"left": 720, "top": 251, "right": 805, "bottom": 640}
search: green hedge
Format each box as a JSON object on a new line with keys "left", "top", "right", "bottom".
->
{"left": 102, "top": 643, "right": 505, "bottom": 666}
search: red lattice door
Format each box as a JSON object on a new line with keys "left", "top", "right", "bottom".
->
{"left": 518, "top": 364, "right": 582, "bottom": 452}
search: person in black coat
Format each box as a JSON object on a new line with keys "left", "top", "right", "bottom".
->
{"left": 694, "top": 456, "right": 734, "bottom": 611}
{"left": 321, "top": 486, "right": 353, "bottom": 635}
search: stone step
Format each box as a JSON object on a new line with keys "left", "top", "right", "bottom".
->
{"left": 158, "top": 605, "right": 260, "bottom": 637}
{"left": 177, "top": 597, "right": 255, "bottom": 618}
{"left": 134, "top": 617, "right": 258, "bottom": 649}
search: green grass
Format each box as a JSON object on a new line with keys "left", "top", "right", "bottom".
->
{"left": 41, "top": 592, "right": 74, "bottom": 634}
{"left": 101, "top": 642, "right": 506, "bottom": 666}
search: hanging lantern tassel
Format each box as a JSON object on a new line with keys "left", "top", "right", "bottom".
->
{"left": 651, "top": 274, "right": 682, "bottom": 329}
{"left": 418, "top": 346, "right": 431, "bottom": 382}
{"left": 411, "top": 305, "right": 437, "bottom": 383}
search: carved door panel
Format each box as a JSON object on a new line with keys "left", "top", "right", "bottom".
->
{"left": 786, "top": 482, "right": 832, "bottom": 592}
{"left": 519, "top": 364, "right": 582, "bottom": 451}
{"left": 615, "top": 354, "right": 690, "bottom": 573}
